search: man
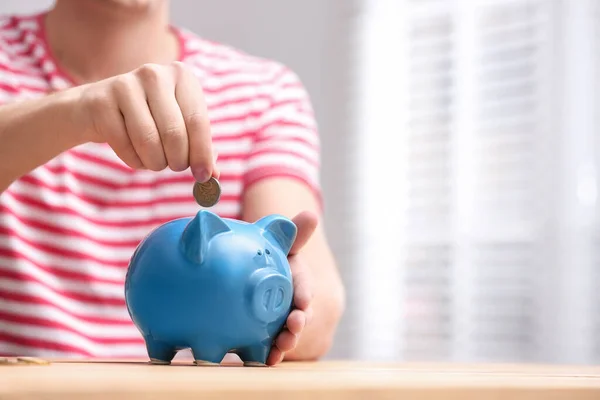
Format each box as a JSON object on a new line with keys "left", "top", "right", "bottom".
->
{"left": 0, "top": 0, "right": 345, "bottom": 366}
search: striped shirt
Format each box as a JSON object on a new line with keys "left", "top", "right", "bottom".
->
{"left": 0, "top": 12, "right": 321, "bottom": 359}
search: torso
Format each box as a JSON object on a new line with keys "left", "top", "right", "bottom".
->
{"left": 0, "top": 12, "right": 309, "bottom": 358}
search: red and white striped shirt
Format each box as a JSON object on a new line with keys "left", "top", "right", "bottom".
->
{"left": 0, "top": 12, "right": 321, "bottom": 359}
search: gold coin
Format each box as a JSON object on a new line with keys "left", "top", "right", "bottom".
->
{"left": 16, "top": 356, "right": 50, "bottom": 365}
{"left": 193, "top": 177, "right": 221, "bottom": 207}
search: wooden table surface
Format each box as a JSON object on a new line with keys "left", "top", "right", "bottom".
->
{"left": 2, "top": 359, "right": 600, "bottom": 399}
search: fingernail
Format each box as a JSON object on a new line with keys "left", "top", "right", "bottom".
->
{"left": 194, "top": 168, "right": 210, "bottom": 183}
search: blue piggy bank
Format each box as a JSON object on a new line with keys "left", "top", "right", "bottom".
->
{"left": 124, "top": 209, "right": 297, "bottom": 366}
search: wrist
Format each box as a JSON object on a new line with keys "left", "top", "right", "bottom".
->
{"left": 57, "top": 85, "right": 96, "bottom": 147}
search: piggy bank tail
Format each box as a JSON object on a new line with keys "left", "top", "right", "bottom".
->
{"left": 246, "top": 269, "right": 293, "bottom": 325}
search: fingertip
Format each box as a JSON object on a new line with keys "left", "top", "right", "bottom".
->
{"left": 266, "top": 347, "right": 283, "bottom": 366}
{"left": 305, "top": 305, "right": 314, "bottom": 324}
{"left": 275, "top": 330, "right": 298, "bottom": 352}
{"left": 286, "top": 310, "right": 306, "bottom": 335}
{"left": 294, "top": 283, "right": 312, "bottom": 310}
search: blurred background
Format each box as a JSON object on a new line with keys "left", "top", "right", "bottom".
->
{"left": 5, "top": 0, "right": 599, "bottom": 365}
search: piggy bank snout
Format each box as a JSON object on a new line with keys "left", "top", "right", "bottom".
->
{"left": 246, "top": 269, "right": 293, "bottom": 324}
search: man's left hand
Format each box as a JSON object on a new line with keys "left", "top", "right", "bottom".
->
{"left": 266, "top": 210, "right": 318, "bottom": 366}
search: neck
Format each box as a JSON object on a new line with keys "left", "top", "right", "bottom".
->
{"left": 45, "top": 0, "right": 180, "bottom": 83}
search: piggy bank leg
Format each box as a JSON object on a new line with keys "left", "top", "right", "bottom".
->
{"left": 190, "top": 343, "right": 228, "bottom": 366}
{"left": 145, "top": 335, "right": 177, "bottom": 365}
{"left": 237, "top": 344, "right": 270, "bottom": 367}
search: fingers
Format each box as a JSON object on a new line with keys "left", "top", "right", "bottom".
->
{"left": 275, "top": 329, "right": 299, "bottom": 352}
{"left": 114, "top": 73, "right": 168, "bottom": 171}
{"left": 267, "top": 309, "right": 307, "bottom": 366}
{"left": 289, "top": 210, "right": 319, "bottom": 255}
{"left": 285, "top": 309, "right": 306, "bottom": 335}
{"left": 290, "top": 255, "right": 313, "bottom": 310}
{"left": 266, "top": 346, "right": 284, "bottom": 366}
{"left": 174, "top": 61, "right": 215, "bottom": 182}
{"left": 104, "top": 62, "right": 214, "bottom": 178}
{"left": 85, "top": 90, "right": 144, "bottom": 170}
{"left": 138, "top": 64, "right": 189, "bottom": 172}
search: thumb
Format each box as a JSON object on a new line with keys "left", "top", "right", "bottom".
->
{"left": 289, "top": 210, "right": 318, "bottom": 256}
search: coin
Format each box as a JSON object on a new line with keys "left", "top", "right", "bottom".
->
{"left": 16, "top": 356, "right": 50, "bottom": 365}
{"left": 193, "top": 177, "right": 221, "bottom": 207}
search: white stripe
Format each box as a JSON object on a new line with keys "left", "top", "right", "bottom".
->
{"left": 209, "top": 98, "right": 269, "bottom": 121}
{"left": 0, "top": 28, "right": 23, "bottom": 40}
{"left": 0, "top": 257, "right": 124, "bottom": 298}
{"left": 252, "top": 139, "right": 319, "bottom": 164}
{"left": 203, "top": 83, "right": 277, "bottom": 107}
{"left": 0, "top": 299, "right": 139, "bottom": 338}
{"left": 0, "top": 65, "right": 47, "bottom": 88}
{"left": 0, "top": 321, "right": 145, "bottom": 357}
{"left": 190, "top": 57, "right": 272, "bottom": 76}
{"left": 213, "top": 137, "right": 253, "bottom": 154}
{"left": 202, "top": 70, "right": 281, "bottom": 91}
{"left": 16, "top": 18, "right": 38, "bottom": 31}
{"left": 260, "top": 125, "right": 320, "bottom": 147}
{"left": 0, "top": 278, "right": 129, "bottom": 320}
{"left": 259, "top": 105, "right": 317, "bottom": 130}
{"left": 271, "top": 86, "right": 310, "bottom": 104}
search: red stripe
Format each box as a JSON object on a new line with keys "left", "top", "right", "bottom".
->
{"left": 0, "top": 247, "right": 123, "bottom": 285}
{"left": 0, "top": 16, "right": 18, "bottom": 30}
{"left": 0, "top": 290, "right": 131, "bottom": 325}
{"left": 0, "top": 311, "right": 143, "bottom": 346}
{"left": 0, "top": 332, "right": 93, "bottom": 357}
{"left": 0, "top": 269, "right": 125, "bottom": 305}
{"left": 3, "top": 191, "right": 238, "bottom": 227}
{"left": 0, "top": 205, "right": 141, "bottom": 248}
{"left": 246, "top": 148, "right": 319, "bottom": 167}
{"left": 0, "top": 226, "right": 128, "bottom": 268}
{"left": 260, "top": 120, "right": 317, "bottom": 135}
{"left": 208, "top": 94, "right": 272, "bottom": 110}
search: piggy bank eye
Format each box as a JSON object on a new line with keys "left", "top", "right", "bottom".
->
{"left": 265, "top": 249, "right": 271, "bottom": 255}
{"left": 257, "top": 250, "right": 263, "bottom": 256}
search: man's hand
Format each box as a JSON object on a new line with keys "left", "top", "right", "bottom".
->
{"left": 76, "top": 61, "right": 218, "bottom": 182}
{"left": 266, "top": 210, "right": 318, "bottom": 366}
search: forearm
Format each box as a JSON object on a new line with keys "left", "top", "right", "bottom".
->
{"left": 241, "top": 178, "right": 346, "bottom": 360}
{"left": 0, "top": 87, "right": 87, "bottom": 193}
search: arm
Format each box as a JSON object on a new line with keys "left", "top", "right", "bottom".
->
{"left": 239, "top": 65, "right": 345, "bottom": 360}
{"left": 0, "top": 88, "right": 87, "bottom": 193}
{"left": 0, "top": 61, "right": 217, "bottom": 194}
{"left": 242, "top": 178, "right": 346, "bottom": 360}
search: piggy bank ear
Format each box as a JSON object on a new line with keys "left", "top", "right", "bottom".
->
{"left": 180, "top": 210, "right": 231, "bottom": 264}
{"left": 255, "top": 214, "right": 297, "bottom": 256}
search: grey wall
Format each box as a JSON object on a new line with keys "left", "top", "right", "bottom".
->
{"left": 0, "top": 0, "right": 360, "bottom": 359}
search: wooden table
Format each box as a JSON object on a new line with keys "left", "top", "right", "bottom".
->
{"left": 2, "top": 359, "right": 600, "bottom": 399}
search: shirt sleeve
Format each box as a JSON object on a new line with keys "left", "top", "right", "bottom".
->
{"left": 243, "top": 65, "right": 323, "bottom": 209}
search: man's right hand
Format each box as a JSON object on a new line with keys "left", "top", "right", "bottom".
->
{"left": 75, "top": 61, "right": 218, "bottom": 183}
